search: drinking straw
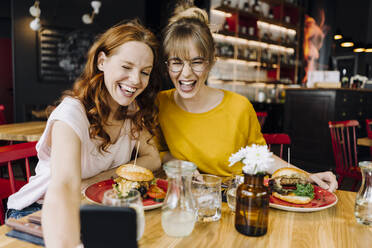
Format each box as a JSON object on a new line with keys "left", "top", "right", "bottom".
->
{"left": 133, "top": 141, "right": 140, "bottom": 166}
{"left": 287, "top": 147, "right": 290, "bottom": 167}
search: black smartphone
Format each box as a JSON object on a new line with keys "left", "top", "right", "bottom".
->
{"left": 80, "top": 204, "right": 138, "bottom": 248}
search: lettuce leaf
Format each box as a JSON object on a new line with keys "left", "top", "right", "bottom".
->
{"left": 294, "top": 183, "right": 314, "bottom": 199}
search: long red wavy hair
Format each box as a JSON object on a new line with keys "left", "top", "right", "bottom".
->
{"left": 63, "top": 20, "right": 161, "bottom": 153}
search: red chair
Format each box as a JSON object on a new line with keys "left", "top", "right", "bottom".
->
{"left": 328, "top": 120, "right": 361, "bottom": 191}
{"left": 263, "top": 133, "right": 291, "bottom": 158}
{"left": 0, "top": 105, "right": 6, "bottom": 125}
{"left": 366, "top": 119, "right": 372, "bottom": 158}
{"left": 0, "top": 141, "right": 37, "bottom": 224}
{"left": 256, "top": 112, "right": 268, "bottom": 128}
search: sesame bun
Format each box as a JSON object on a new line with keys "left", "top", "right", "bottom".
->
{"left": 272, "top": 167, "right": 309, "bottom": 178}
{"left": 272, "top": 192, "right": 313, "bottom": 204}
{"left": 116, "top": 164, "right": 154, "bottom": 182}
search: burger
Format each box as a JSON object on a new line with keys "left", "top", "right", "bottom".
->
{"left": 269, "top": 167, "right": 315, "bottom": 204}
{"left": 113, "top": 164, "right": 154, "bottom": 198}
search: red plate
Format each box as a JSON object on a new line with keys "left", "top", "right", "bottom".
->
{"left": 269, "top": 185, "right": 338, "bottom": 212}
{"left": 83, "top": 179, "right": 168, "bottom": 210}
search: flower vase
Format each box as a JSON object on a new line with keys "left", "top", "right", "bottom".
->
{"left": 234, "top": 173, "right": 269, "bottom": 236}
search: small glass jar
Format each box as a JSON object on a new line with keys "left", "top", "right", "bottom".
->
{"left": 226, "top": 175, "right": 244, "bottom": 212}
{"left": 235, "top": 173, "right": 269, "bottom": 236}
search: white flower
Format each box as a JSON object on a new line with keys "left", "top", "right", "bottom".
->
{"left": 228, "top": 144, "right": 273, "bottom": 174}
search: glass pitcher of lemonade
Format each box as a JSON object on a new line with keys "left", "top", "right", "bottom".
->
{"left": 161, "top": 160, "right": 197, "bottom": 237}
{"left": 355, "top": 161, "right": 372, "bottom": 225}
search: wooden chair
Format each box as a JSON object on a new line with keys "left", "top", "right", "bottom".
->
{"left": 256, "top": 112, "right": 268, "bottom": 128}
{"left": 366, "top": 119, "right": 372, "bottom": 158}
{"left": 263, "top": 133, "right": 291, "bottom": 159}
{"left": 0, "top": 141, "right": 37, "bottom": 224}
{"left": 328, "top": 120, "right": 361, "bottom": 191}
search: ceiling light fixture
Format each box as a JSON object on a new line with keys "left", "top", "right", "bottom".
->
{"left": 333, "top": 29, "right": 342, "bottom": 40}
{"left": 82, "top": 1, "right": 102, "bottom": 24}
{"left": 365, "top": 44, "right": 372, "bottom": 53}
{"left": 340, "top": 38, "right": 354, "bottom": 48}
{"left": 353, "top": 43, "right": 365, "bottom": 53}
{"left": 29, "top": 1, "right": 41, "bottom": 31}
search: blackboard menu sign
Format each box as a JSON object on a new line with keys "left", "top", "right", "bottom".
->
{"left": 37, "top": 26, "right": 96, "bottom": 83}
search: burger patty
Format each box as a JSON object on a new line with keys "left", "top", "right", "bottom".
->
{"left": 269, "top": 176, "right": 308, "bottom": 195}
{"left": 279, "top": 177, "right": 307, "bottom": 186}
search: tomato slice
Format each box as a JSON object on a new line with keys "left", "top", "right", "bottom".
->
{"left": 148, "top": 185, "right": 166, "bottom": 200}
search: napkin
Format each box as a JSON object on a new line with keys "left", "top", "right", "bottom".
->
{"left": 6, "top": 230, "right": 44, "bottom": 246}
{"left": 5, "top": 210, "right": 44, "bottom": 246}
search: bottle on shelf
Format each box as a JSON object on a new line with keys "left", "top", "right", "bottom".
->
{"left": 242, "top": 0, "right": 250, "bottom": 12}
{"left": 268, "top": 8, "right": 274, "bottom": 19}
{"left": 223, "top": 0, "right": 232, "bottom": 6}
{"left": 341, "top": 68, "right": 349, "bottom": 88}
{"left": 243, "top": 46, "right": 250, "bottom": 60}
{"left": 249, "top": 48, "right": 257, "bottom": 60}
{"left": 252, "top": 0, "right": 261, "bottom": 14}
{"left": 223, "top": 19, "right": 230, "bottom": 31}
{"left": 271, "top": 53, "right": 278, "bottom": 64}
{"left": 237, "top": 45, "right": 245, "bottom": 59}
{"left": 248, "top": 26, "right": 255, "bottom": 36}
{"left": 284, "top": 16, "right": 291, "bottom": 24}
{"left": 240, "top": 25, "right": 247, "bottom": 35}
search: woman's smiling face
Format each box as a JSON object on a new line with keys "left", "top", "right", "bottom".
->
{"left": 98, "top": 41, "right": 154, "bottom": 109}
{"left": 167, "top": 41, "right": 210, "bottom": 100}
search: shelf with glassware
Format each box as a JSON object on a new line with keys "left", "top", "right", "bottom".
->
{"left": 215, "top": 4, "right": 299, "bottom": 31}
{"left": 210, "top": 31, "right": 297, "bottom": 83}
{"left": 209, "top": 0, "right": 302, "bottom": 85}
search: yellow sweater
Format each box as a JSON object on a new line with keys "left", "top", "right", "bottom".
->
{"left": 156, "top": 89, "right": 266, "bottom": 177}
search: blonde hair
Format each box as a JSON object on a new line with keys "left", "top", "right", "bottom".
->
{"left": 163, "top": 3, "right": 215, "bottom": 65}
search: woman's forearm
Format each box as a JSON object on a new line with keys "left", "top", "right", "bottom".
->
{"left": 42, "top": 183, "right": 81, "bottom": 248}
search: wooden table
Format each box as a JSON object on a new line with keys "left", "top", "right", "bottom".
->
{"left": 358, "top": 137, "right": 372, "bottom": 147}
{"left": 0, "top": 122, "right": 46, "bottom": 142}
{"left": 0, "top": 190, "right": 372, "bottom": 248}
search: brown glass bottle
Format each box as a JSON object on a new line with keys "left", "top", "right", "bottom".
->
{"left": 235, "top": 173, "right": 269, "bottom": 236}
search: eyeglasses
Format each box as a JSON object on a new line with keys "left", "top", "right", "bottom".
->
{"left": 165, "top": 58, "right": 209, "bottom": 73}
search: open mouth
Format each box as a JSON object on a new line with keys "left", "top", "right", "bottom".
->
{"left": 118, "top": 84, "right": 137, "bottom": 97}
{"left": 179, "top": 80, "right": 197, "bottom": 93}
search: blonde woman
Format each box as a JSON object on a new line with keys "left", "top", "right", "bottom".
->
{"left": 156, "top": 3, "right": 337, "bottom": 191}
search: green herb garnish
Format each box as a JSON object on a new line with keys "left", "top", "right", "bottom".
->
{"left": 113, "top": 183, "right": 123, "bottom": 199}
{"left": 150, "top": 178, "right": 158, "bottom": 185}
{"left": 294, "top": 183, "right": 314, "bottom": 199}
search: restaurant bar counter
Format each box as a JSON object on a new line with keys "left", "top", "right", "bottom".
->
{"left": 0, "top": 190, "right": 371, "bottom": 247}
{"left": 284, "top": 88, "right": 372, "bottom": 172}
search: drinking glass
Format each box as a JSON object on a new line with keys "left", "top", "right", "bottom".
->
{"left": 192, "top": 174, "right": 222, "bottom": 222}
{"left": 226, "top": 175, "right": 244, "bottom": 212}
{"left": 102, "top": 189, "right": 145, "bottom": 240}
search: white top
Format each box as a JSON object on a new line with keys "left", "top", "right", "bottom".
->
{"left": 7, "top": 97, "right": 136, "bottom": 210}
